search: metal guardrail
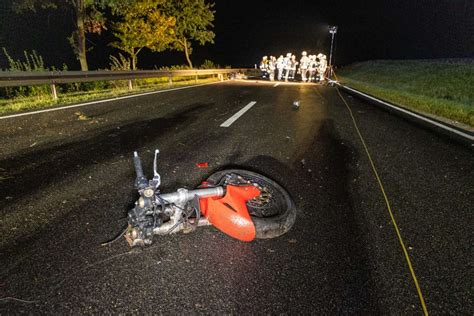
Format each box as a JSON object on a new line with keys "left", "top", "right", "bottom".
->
{"left": 0, "top": 68, "right": 255, "bottom": 99}
{"left": 0, "top": 68, "right": 252, "bottom": 87}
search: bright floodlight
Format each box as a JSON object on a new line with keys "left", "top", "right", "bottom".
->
{"left": 329, "top": 26, "right": 338, "bottom": 34}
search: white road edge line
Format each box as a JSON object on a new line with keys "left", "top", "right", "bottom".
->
{"left": 0, "top": 81, "right": 224, "bottom": 120}
{"left": 220, "top": 101, "right": 257, "bottom": 127}
{"left": 340, "top": 84, "right": 474, "bottom": 142}
{"left": 273, "top": 82, "right": 280, "bottom": 87}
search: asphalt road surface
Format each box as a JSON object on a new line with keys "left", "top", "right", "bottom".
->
{"left": 1, "top": 80, "right": 472, "bottom": 314}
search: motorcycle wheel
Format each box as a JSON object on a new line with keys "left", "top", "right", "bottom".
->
{"left": 206, "top": 169, "right": 296, "bottom": 239}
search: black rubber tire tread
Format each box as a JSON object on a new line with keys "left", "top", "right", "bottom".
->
{"left": 206, "top": 169, "right": 296, "bottom": 239}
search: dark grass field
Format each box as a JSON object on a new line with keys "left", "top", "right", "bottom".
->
{"left": 337, "top": 59, "right": 474, "bottom": 127}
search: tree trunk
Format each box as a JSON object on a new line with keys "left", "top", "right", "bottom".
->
{"left": 75, "top": 0, "right": 88, "bottom": 71}
{"left": 183, "top": 38, "right": 193, "bottom": 69}
{"left": 131, "top": 48, "right": 142, "bottom": 70}
{"left": 131, "top": 54, "right": 137, "bottom": 70}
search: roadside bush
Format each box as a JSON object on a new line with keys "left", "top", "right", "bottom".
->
{"left": 60, "top": 80, "right": 114, "bottom": 94}
{"left": 0, "top": 48, "right": 53, "bottom": 98}
{"left": 200, "top": 59, "right": 219, "bottom": 69}
{"left": 109, "top": 53, "right": 131, "bottom": 71}
{"left": 158, "top": 64, "right": 191, "bottom": 71}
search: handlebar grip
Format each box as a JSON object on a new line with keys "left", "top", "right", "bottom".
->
{"left": 133, "top": 151, "right": 144, "bottom": 178}
{"left": 133, "top": 151, "right": 147, "bottom": 189}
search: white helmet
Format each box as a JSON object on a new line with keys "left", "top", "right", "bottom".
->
{"left": 317, "top": 53, "right": 323, "bottom": 58}
{"left": 302, "top": 51, "right": 307, "bottom": 56}
{"left": 286, "top": 53, "right": 292, "bottom": 57}
{"left": 263, "top": 56, "right": 268, "bottom": 60}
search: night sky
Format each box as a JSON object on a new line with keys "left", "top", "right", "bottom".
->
{"left": 0, "top": 0, "right": 473, "bottom": 70}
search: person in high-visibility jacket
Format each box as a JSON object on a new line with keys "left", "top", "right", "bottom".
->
{"left": 288, "top": 55, "right": 298, "bottom": 80}
{"left": 317, "top": 53, "right": 327, "bottom": 81}
{"left": 276, "top": 55, "right": 285, "bottom": 81}
{"left": 283, "top": 53, "right": 292, "bottom": 81}
{"left": 299, "top": 51, "right": 310, "bottom": 82}
{"left": 268, "top": 56, "right": 277, "bottom": 81}
{"left": 308, "top": 55, "right": 318, "bottom": 82}
{"left": 259, "top": 56, "right": 269, "bottom": 78}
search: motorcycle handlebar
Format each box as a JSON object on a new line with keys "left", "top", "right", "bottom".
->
{"left": 158, "top": 187, "right": 224, "bottom": 205}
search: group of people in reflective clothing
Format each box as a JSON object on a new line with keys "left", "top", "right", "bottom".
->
{"left": 259, "top": 51, "right": 328, "bottom": 82}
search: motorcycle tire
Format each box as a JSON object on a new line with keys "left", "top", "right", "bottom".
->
{"left": 206, "top": 169, "right": 296, "bottom": 239}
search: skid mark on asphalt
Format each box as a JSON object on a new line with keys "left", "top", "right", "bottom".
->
{"left": 335, "top": 88, "right": 429, "bottom": 315}
{"left": 220, "top": 101, "right": 257, "bottom": 127}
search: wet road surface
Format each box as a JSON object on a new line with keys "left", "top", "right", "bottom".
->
{"left": 0, "top": 80, "right": 472, "bottom": 313}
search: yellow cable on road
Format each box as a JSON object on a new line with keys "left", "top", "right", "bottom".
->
{"left": 335, "top": 87, "right": 429, "bottom": 315}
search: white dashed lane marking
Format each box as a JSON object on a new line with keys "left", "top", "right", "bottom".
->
{"left": 220, "top": 101, "right": 257, "bottom": 127}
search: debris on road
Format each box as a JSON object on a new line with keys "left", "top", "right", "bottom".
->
{"left": 0, "top": 169, "right": 13, "bottom": 181}
{"left": 73, "top": 111, "right": 100, "bottom": 124}
{"left": 74, "top": 111, "right": 90, "bottom": 121}
{"left": 292, "top": 100, "right": 300, "bottom": 109}
{"left": 196, "top": 162, "right": 209, "bottom": 168}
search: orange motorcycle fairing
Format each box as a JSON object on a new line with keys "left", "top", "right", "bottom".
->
{"left": 199, "top": 185, "right": 261, "bottom": 242}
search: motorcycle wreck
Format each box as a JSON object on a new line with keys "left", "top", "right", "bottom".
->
{"left": 125, "top": 150, "right": 297, "bottom": 247}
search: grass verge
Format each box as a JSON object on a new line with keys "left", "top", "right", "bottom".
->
{"left": 0, "top": 76, "right": 221, "bottom": 115}
{"left": 336, "top": 59, "right": 474, "bottom": 127}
